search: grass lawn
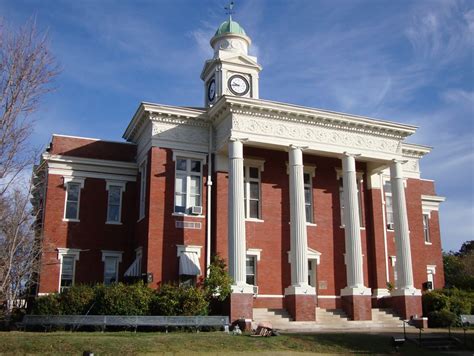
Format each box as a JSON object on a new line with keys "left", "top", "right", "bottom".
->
{"left": 0, "top": 330, "right": 472, "bottom": 355}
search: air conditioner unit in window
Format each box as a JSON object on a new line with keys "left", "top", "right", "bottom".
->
{"left": 387, "top": 223, "right": 395, "bottom": 230}
{"left": 252, "top": 285, "right": 259, "bottom": 296}
{"left": 191, "top": 206, "right": 203, "bottom": 215}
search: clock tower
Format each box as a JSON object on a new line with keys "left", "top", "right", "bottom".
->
{"left": 201, "top": 14, "right": 262, "bottom": 107}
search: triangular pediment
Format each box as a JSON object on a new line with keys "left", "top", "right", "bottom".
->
{"left": 220, "top": 54, "right": 261, "bottom": 68}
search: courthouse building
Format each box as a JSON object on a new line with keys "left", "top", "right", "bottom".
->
{"left": 35, "top": 16, "right": 445, "bottom": 323}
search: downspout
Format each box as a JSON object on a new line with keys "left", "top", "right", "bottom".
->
{"left": 206, "top": 124, "right": 213, "bottom": 276}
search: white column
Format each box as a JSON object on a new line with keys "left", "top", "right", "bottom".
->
{"left": 341, "top": 153, "right": 370, "bottom": 296}
{"left": 228, "top": 139, "right": 252, "bottom": 293}
{"left": 285, "top": 145, "right": 315, "bottom": 295}
{"left": 390, "top": 160, "right": 420, "bottom": 296}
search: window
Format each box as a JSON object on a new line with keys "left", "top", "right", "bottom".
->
{"left": 244, "top": 166, "right": 261, "bottom": 219}
{"left": 339, "top": 176, "right": 364, "bottom": 227}
{"left": 179, "top": 275, "right": 196, "bottom": 287}
{"left": 423, "top": 214, "right": 431, "bottom": 243}
{"left": 174, "top": 158, "right": 202, "bottom": 214}
{"left": 304, "top": 172, "right": 313, "bottom": 223}
{"left": 60, "top": 256, "right": 75, "bottom": 291}
{"left": 64, "top": 182, "right": 81, "bottom": 220}
{"left": 58, "top": 248, "right": 80, "bottom": 292}
{"left": 102, "top": 251, "right": 122, "bottom": 285}
{"left": 104, "top": 257, "right": 119, "bottom": 285}
{"left": 139, "top": 160, "right": 147, "bottom": 219}
{"left": 246, "top": 255, "right": 257, "bottom": 285}
{"left": 384, "top": 181, "right": 394, "bottom": 228}
{"left": 426, "top": 266, "right": 436, "bottom": 290}
{"left": 106, "top": 183, "right": 125, "bottom": 223}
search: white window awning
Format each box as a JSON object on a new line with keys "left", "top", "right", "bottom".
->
{"left": 179, "top": 251, "right": 201, "bottom": 275}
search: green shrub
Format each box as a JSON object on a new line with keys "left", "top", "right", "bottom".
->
{"left": 151, "top": 283, "right": 208, "bottom": 316}
{"left": 428, "top": 310, "right": 457, "bottom": 328}
{"left": 59, "top": 284, "right": 95, "bottom": 315}
{"left": 150, "top": 284, "right": 180, "bottom": 316}
{"left": 422, "top": 290, "right": 450, "bottom": 315}
{"left": 31, "top": 294, "right": 61, "bottom": 315}
{"left": 179, "top": 286, "right": 208, "bottom": 316}
{"left": 203, "top": 255, "right": 232, "bottom": 303}
{"left": 92, "top": 282, "right": 153, "bottom": 315}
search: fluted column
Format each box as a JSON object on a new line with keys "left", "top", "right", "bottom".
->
{"left": 285, "top": 145, "right": 315, "bottom": 295}
{"left": 228, "top": 138, "right": 250, "bottom": 291}
{"left": 390, "top": 160, "right": 419, "bottom": 295}
{"left": 341, "top": 153, "right": 370, "bottom": 296}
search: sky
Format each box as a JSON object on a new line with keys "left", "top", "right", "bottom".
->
{"left": 1, "top": 0, "right": 472, "bottom": 252}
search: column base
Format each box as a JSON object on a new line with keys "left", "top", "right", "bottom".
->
{"left": 284, "top": 285, "right": 316, "bottom": 321}
{"left": 371, "top": 288, "right": 391, "bottom": 308}
{"left": 229, "top": 288, "right": 254, "bottom": 329}
{"left": 389, "top": 290, "right": 422, "bottom": 319}
{"left": 340, "top": 287, "right": 372, "bottom": 320}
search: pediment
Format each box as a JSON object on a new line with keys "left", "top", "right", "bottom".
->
{"left": 221, "top": 54, "right": 261, "bottom": 68}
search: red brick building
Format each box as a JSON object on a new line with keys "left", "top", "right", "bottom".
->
{"left": 35, "top": 18, "right": 445, "bottom": 323}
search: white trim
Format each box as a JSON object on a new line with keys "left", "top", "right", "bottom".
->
{"left": 63, "top": 180, "right": 83, "bottom": 221}
{"left": 138, "top": 157, "right": 148, "bottom": 220}
{"left": 389, "top": 255, "right": 397, "bottom": 267}
{"left": 244, "top": 164, "right": 262, "bottom": 219}
{"left": 245, "top": 218, "right": 264, "bottom": 223}
{"left": 307, "top": 247, "right": 321, "bottom": 265}
{"left": 172, "top": 150, "right": 207, "bottom": 162}
{"left": 426, "top": 265, "right": 436, "bottom": 274}
{"left": 421, "top": 195, "right": 446, "bottom": 217}
{"left": 317, "top": 295, "right": 341, "bottom": 299}
{"left": 244, "top": 158, "right": 265, "bottom": 171}
{"left": 255, "top": 294, "right": 284, "bottom": 298}
{"left": 176, "top": 244, "right": 202, "bottom": 258}
{"left": 172, "top": 212, "right": 205, "bottom": 219}
{"left": 57, "top": 248, "right": 81, "bottom": 292}
{"left": 106, "top": 182, "right": 126, "bottom": 224}
{"left": 173, "top": 156, "right": 204, "bottom": 214}
{"left": 101, "top": 250, "right": 123, "bottom": 285}
{"left": 246, "top": 248, "right": 262, "bottom": 261}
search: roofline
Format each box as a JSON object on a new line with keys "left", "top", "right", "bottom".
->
{"left": 209, "top": 96, "right": 418, "bottom": 137}
{"left": 123, "top": 102, "right": 208, "bottom": 141}
{"left": 402, "top": 142, "right": 432, "bottom": 157}
{"left": 52, "top": 134, "right": 136, "bottom": 145}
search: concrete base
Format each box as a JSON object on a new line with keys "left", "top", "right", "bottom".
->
{"left": 390, "top": 294, "right": 422, "bottom": 319}
{"left": 341, "top": 294, "right": 372, "bottom": 320}
{"left": 229, "top": 292, "right": 254, "bottom": 327}
{"left": 285, "top": 294, "right": 316, "bottom": 321}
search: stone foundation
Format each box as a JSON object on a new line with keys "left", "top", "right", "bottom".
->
{"left": 285, "top": 294, "right": 316, "bottom": 321}
{"left": 341, "top": 294, "right": 372, "bottom": 320}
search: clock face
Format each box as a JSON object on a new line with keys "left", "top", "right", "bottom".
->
{"left": 228, "top": 74, "right": 250, "bottom": 96}
{"left": 207, "top": 79, "right": 216, "bottom": 102}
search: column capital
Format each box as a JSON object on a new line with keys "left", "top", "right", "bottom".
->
{"left": 229, "top": 137, "right": 249, "bottom": 143}
{"left": 288, "top": 144, "right": 308, "bottom": 153}
{"left": 342, "top": 152, "right": 361, "bottom": 158}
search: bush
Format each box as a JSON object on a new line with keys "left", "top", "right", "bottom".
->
{"left": 422, "top": 290, "right": 450, "bottom": 315}
{"left": 59, "top": 284, "right": 95, "bottom": 315}
{"left": 92, "top": 282, "right": 153, "bottom": 315}
{"left": 31, "top": 294, "right": 61, "bottom": 315}
{"left": 151, "top": 283, "right": 208, "bottom": 316}
{"left": 428, "top": 310, "right": 457, "bottom": 328}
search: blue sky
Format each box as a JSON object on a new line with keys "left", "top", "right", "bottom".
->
{"left": 1, "top": 0, "right": 472, "bottom": 252}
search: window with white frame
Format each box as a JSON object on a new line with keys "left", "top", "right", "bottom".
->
{"left": 102, "top": 251, "right": 122, "bottom": 285}
{"left": 138, "top": 160, "right": 147, "bottom": 219}
{"left": 304, "top": 172, "right": 313, "bottom": 223}
{"left": 423, "top": 214, "right": 431, "bottom": 243}
{"left": 338, "top": 175, "right": 364, "bottom": 227}
{"left": 427, "top": 265, "right": 436, "bottom": 290}
{"left": 244, "top": 166, "right": 261, "bottom": 219}
{"left": 174, "top": 158, "right": 202, "bottom": 214}
{"left": 106, "top": 182, "right": 125, "bottom": 223}
{"left": 246, "top": 255, "right": 257, "bottom": 285}
{"left": 64, "top": 182, "right": 82, "bottom": 220}
{"left": 58, "top": 248, "right": 80, "bottom": 292}
{"left": 383, "top": 181, "right": 394, "bottom": 229}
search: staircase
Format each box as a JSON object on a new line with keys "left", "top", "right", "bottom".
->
{"left": 252, "top": 307, "right": 409, "bottom": 331}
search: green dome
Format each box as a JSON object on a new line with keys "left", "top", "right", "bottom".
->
{"left": 214, "top": 19, "right": 246, "bottom": 37}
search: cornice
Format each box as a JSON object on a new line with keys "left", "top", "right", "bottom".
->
{"left": 209, "top": 96, "right": 418, "bottom": 140}
{"left": 123, "top": 102, "right": 210, "bottom": 142}
{"left": 401, "top": 142, "right": 432, "bottom": 158}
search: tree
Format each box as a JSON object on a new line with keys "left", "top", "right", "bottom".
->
{"left": 443, "top": 240, "right": 474, "bottom": 290}
{"left": 0, "top": 18, "right": 59, "bottom": 319}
